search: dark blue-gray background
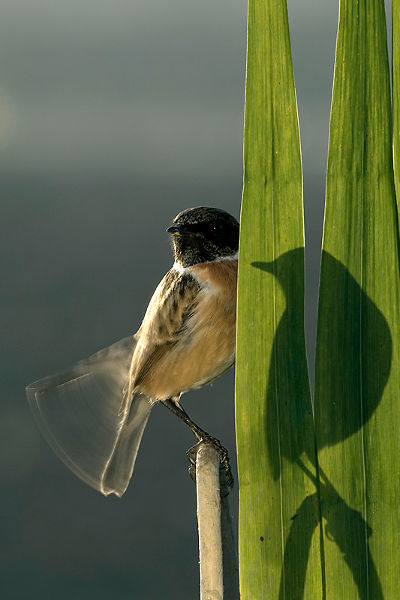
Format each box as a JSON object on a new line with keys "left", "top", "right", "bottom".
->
{"left": 0, "top": 1, "right": 393, "bottom": 598}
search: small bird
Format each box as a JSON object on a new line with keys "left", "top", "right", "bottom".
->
{"left": 27, "top": 207, "right": 239, "bottom": 497}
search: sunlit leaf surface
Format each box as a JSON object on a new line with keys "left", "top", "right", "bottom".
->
{"left": 315, "top": 1, "right": 400, "bottom": 597}
{"left": 235, "top": 1, "right": 320, "bottom": 597}
{"left": 394, "top": 0, "right": 400, "bottom": 209}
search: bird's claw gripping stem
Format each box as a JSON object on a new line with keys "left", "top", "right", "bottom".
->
{"left": 187, "top": 438, "right": 234, "bottom": 491}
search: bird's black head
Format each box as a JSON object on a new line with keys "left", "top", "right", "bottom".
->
{"left": 167, "top": 206, "right": 239, "bottom": 267}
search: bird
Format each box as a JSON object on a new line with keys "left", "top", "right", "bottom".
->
{"left": 26, "top": 206, "right": 239, "bottom": 497}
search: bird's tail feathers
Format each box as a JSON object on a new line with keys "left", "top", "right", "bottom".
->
{"left": 26, "top": 335, "right": 152, "bottom": 496}
{"left": 100, "top": 392, "right": 152, "bottom": 496}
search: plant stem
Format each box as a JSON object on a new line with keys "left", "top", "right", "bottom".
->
{"left": 196, "top": 442, "right": 223, "bottom": 600}
{"left": 220, "top": 469, "right": 240, "bottom": 600}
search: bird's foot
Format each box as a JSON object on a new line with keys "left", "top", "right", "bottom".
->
{"left": 187, "top": 437, "right": 234, "bottom": 491}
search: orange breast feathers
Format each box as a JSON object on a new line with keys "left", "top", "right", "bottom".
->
{"left": 132, "top": 259, "right": 238, "bottom": 402}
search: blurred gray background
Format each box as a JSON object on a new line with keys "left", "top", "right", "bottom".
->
{"left": 0, "top": 1, "right": 393, "bottom": 598}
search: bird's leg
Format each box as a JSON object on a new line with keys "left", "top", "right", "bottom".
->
{"left": 161, "top": 398, "right": 233, "bottom": 489}
{"left": 161, "top": 398, "right": 211, "bottom": 441}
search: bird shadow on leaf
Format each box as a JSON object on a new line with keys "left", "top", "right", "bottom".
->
{"left": 278, "top": 464, "right": 383, "bottom": 600}
{"left": 252, "top": 248, "right": 389, "bottom": 598}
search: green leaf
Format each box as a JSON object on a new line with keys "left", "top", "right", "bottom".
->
{"left": 394, "top": 0, "right": 400, "bottom": 207}
{"left": 315, "top": 1, "right": 400, "bottom": 597}
{"left": 235, "top": 1, "right": 321, "bottom": 597}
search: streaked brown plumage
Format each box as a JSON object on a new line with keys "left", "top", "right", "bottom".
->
{"left": 122, "top": 258, "right": 237, "bottom": 409}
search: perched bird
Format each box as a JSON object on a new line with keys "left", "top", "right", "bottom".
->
{"left": 27, "top": 207, "right": 239, "bottom": 497}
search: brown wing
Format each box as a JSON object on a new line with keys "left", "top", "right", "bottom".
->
{"left": 119, "top": 269, "right": 200, "bottom": 413}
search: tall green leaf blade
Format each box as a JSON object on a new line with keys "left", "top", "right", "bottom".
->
{"left": 235, "top": 1, "right": 321, "bottom": 597}
{"left": 315, "top": 1, "right": 400, "bottom": 597}
{"left": 394, "top": 0, "right": 400, "bottom": 206}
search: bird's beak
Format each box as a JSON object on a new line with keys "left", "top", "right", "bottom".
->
{"left": 167, "top": 224, "right": 185, "bottom": 235}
